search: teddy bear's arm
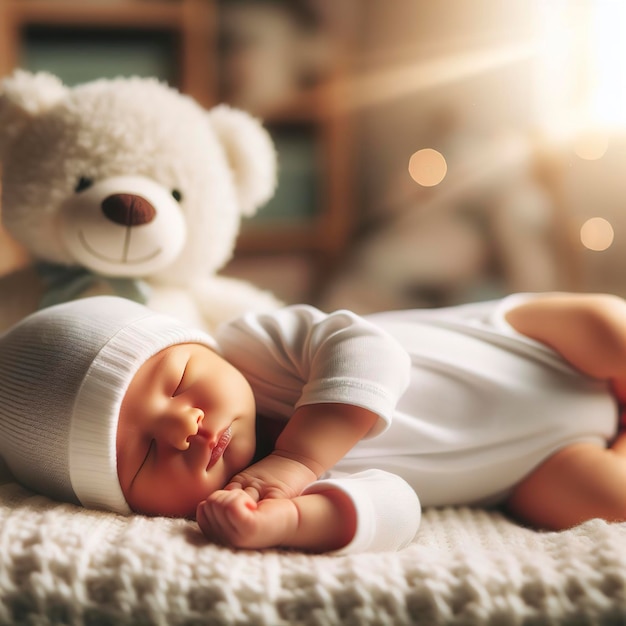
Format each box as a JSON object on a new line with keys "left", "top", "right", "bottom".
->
{"left": 191, "top": 275, "right": 283, "bottom": 330}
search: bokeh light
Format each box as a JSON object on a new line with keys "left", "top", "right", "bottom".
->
{"left": 580, "top": 217, "right": 614, "bottom": 251}
{"left": 408, "top": 148, "right": 447, "bottom": 187}
{"left": 573, "top": 130, "right": 609, "bottom": 160}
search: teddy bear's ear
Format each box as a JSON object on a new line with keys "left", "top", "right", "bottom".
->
{"left": 0, "top": 70, "right": 68, "bottom": 157}
{"left": 208, "top": 105, "right": 278, "bottom": 217}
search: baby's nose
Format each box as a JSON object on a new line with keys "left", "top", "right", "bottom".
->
{"left": 158, "top": 407, "right": 203, "bottom": 450}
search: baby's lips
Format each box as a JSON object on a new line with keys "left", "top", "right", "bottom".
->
{"left": 207, "top": 425, "right": 233, "bottom": 469}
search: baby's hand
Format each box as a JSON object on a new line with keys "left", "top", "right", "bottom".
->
{"left": 196, "top": 489, "right": 298, "bottom": 549}
{"left": 225, "top": 452, "right": 318, "bottom": 501}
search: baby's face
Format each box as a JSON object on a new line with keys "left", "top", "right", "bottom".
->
{"left": 116, "top": 343, "right": 256, "bottom": 518}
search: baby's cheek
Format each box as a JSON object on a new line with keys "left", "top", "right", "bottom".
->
{"left": 227, "top": 440, "right": 256, "bottom": 482}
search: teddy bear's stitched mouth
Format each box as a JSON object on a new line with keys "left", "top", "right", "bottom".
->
{"left": 78, "top": 230, "right": 162, "bottom": 265}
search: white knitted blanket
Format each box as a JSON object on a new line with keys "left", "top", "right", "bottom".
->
{"left": 0, "top": 480, "right": 624, "bottom": 625}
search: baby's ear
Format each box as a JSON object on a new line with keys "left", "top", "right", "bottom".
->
{"left": 207, "top": 104, "right": 278, "bottom": 217}
{"left": 0, "top": 70, "right": 68, "bottom": 158}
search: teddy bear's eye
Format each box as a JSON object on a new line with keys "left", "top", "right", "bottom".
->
{"left": 172, "top": 189, "right": 183, "bottom": 202}
{"left": 75, "top": 177, "right": 94, "bottom": 193}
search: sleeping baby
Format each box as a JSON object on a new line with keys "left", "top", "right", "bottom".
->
{"left": 0, "top": 293, "right": 624, "bottom": 554}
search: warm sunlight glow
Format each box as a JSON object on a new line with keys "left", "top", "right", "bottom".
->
{"left": 534, "top": 0, "right": 626, "bottom": 133}
{"left": 588, "top": 2, "right": 626, "bottom": 126}
{"left": 573, "top": 129, "right": 609, "bottom": 160}
{"left": 408, "top": 149, "right": 447, "bottom": 187}
{"left": 532, "top": 0, "right": 575, "bottom": 132}
{"left": 534, "top": 0, "right": 626, "bottom": 131}
{"left": 343, "top": 42, "right": 537, "bottom": 112}
{"left": 580, "top": 217, "right": 614, "bottom": 251}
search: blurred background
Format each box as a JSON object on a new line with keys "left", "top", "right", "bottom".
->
{"left": 1, "top": 0, "right": 626, "bottom": 313}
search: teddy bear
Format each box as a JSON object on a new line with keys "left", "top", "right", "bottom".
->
{"left": 0, "top": 69, "right": 282, "bottom": 333}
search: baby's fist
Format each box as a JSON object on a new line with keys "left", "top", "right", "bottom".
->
{"left": 196, "top": 489, "right": 257, "bottom": 547}
{"left": 196, "top": 489, "right": 297, "bottom": 550}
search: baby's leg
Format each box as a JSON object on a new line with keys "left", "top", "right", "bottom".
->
{"left": 505, "top": 440, "right": 626, "bottom": 530}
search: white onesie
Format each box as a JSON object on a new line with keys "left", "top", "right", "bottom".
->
{"left": 215, "top": 294, "right": 619, "bottom": 554}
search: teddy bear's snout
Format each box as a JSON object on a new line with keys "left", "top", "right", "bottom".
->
{"left": 101, "top": 193, "right": 157, "bottom": 227}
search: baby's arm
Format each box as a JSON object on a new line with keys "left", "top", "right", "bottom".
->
{"left": 216, "top": 305, "right": 412, "bottom": 500}
{"left": 196, "top": 487, "right": 356, "bottom": 552}
{"left": 197, "top": 469, "right": 421, "bottom": 553}
{"left": 226, "top": 403, "right": 379, "bottom": 500}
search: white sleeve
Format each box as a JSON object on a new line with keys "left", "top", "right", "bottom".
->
{"left": 215, "top": 305, "right": 411, "bottom": 437}
{"left": 302, "top": 469, "right": 421, "bottom": 554}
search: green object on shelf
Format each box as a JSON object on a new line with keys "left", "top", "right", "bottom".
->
{"left": 22, "top": 27, "right": 177, "bottom": 86}
{"left": 247, "top": 125, "right": 319, "bottom": 226}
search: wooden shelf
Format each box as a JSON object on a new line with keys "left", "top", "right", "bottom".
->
{"left": 238, "top": 222, "right": 324, "bottom": 255}
{"left": 0, "top": 0, "right": 216, "bottom": 106}
{"left": 244, "top": 83, "right": 336, "bottom": 124}
{"left": 3, "top": 1, "right": 183, "bottom": 27}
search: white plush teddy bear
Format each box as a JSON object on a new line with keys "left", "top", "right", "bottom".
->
{"left": 0, "top": 70, "right": 282, "bottom": 333}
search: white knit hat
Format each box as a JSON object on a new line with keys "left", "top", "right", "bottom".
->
{"left": 0, "top": 296, "right": 218, "bottom": 514}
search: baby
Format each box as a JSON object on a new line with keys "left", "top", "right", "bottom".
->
{"left": 0, "top": 293, "right": 625, "bottom": 554}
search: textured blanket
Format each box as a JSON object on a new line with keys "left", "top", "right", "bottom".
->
{"left": 0, "top": 480, "right": 624, "bottom": 626}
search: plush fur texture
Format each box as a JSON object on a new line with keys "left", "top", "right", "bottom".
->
{"left": 0, "top": 71, "right": 282, "bottom": 332}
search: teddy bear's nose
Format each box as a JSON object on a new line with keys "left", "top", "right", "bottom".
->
{"left": 101, "top": 194, "right": 157, "bottom": 226}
